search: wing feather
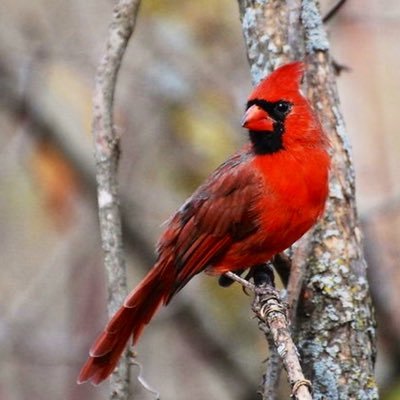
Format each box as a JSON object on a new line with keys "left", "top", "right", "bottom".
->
{"left": 157, "top": 150, "right": 262, "bottom": 302}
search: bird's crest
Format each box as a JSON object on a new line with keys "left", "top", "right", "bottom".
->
{"left": 248, "top": 62, "right": 304, "bottom": 101}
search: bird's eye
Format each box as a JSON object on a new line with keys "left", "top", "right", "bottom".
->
{"left": 274, "top": 101, "right": 291, "bottom": 116}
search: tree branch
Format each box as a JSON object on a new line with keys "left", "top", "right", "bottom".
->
{"left": 0, "top": 58, "right": 257, "bottom": 398}
{"left": 322, "top": 0, "right": 347, "bottom": 23}
{"left": 92, "top": 0, "right": 141, "bottom": 399}
{"left": 225, "top": 271, "right": 312, "bottom": 400}
{"left": 252, "top": 285, "right": 312, "bottom": 400}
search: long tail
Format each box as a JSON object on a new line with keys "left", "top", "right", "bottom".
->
{"left": 77, "top": 262, "right": 174, "bottom": 385}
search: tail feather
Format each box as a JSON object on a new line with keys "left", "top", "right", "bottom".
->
{"left": 89, "top": 330, "right": 119, "bottom": 357}
{"left": 77, "top": 263, "right": 173, "bottom": 385}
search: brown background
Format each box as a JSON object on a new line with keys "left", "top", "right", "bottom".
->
{"left": 0, "top": 0, "right": 399, "bottom": 399}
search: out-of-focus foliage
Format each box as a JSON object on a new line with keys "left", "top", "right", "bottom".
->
{"left": 0, "top": 0, "right": 399, "bottom": 399}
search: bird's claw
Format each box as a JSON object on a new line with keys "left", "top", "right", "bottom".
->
{"left": 252, "top": 263, "right": 275, "bottom": 288}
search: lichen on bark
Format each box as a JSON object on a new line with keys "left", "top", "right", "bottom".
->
{"left": 297, "top": 50, "right": 378, "bottom": 400}
{"left": 238, "top": 0, "right": 378, "bottom": 398}
{"left": 238, "top": 0, "right": 292, "bottom": 83}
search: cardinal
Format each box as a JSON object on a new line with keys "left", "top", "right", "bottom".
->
{"left": 78, "top": 61, "right": 330, "bottom": 385}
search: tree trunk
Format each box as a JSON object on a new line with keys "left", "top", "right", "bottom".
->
{"left": 237, "top": 1, "right": 378, "bottom": 398}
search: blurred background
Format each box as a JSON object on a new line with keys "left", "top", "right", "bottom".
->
{"left": 0, "top": 0, "right": 399, "bottom": 399}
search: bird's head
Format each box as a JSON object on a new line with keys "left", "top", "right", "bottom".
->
{"left": 242, "top": 62, "right": 322, "bottom": 155}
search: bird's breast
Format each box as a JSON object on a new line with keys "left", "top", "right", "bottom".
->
{"left": 207, "top": 147, "right": 329, "bottom": 274}
{"left": 254, "top": 148, "right": 329, "bottom": 249}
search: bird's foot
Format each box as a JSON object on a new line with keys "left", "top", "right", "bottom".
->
{"left": 271, "top": 253, "right": 291, "bottom": 287}
{"left": 220, "top": 263, "right": 276, "bottom": 296}
{"left": 251, "top": 263, "right": 275, "bottom": 287}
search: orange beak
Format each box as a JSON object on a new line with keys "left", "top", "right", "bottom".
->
{"left": 241, "top": 105, "right": 274, "bottom": 131}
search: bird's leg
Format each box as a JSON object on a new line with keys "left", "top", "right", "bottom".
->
{"left": 251, "top": 263, "right": 275, "bottom": 287}
{"left": 222, "top": 263, "right": 276, "bottom": 295}
{"left": 271, "top": 253, "right": 291, "bottom": 287}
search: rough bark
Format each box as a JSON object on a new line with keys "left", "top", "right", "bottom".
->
{"left": 238, "top": 0, "right": 292, "bottom": 85}
{"left": 253, "top": 285, "right": 312, "bottom": 400}
{"left": 92, "top": 0, "right": 141, "bottom": 399}
{"left": 297, "top": 2, "right": 378, "bottom": 398}
{"left": 237, "top": 0, "right": 378, "bottom": 398}
{"left": 238, "top": 3, "right": 303, "bottom": 395}
{"left": 225, "top": 271, "right": 312, "bottom": 399}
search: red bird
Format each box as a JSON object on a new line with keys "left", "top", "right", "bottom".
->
{"left": 78, "top": 62, "right": 330, "bottom": 385}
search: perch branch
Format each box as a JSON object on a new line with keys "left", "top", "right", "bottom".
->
{"left": 92, "top": 0, "right": 141, "bottom": 398}
{"left": 262, "top": 233, "right": 313, "bottom": 399}
{"left": 252, "top": 285, "right": 312, "bottom": 400}
{"left": 260, "top": 333, "right": 281, "bottom": 400}
{"left": 225, "top": 272, "right": 312, "bottom": 400}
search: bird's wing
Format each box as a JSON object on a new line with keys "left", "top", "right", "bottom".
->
{"left": 156, "top": 150, "right": 262, "bottom": 301}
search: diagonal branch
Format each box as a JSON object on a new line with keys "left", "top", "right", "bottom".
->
{"left": 225, "top": 272, "right": 312, "bottom": 400}
{"left": 92, "top": 0, "right": 141, "bottom": 399}
{"left": 252, "top": 285, "right": 312, "bottom": 400}
{"left": 322, "top": 0, "right": 347, "bottom": 23}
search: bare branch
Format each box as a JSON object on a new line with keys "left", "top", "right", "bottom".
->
{"left": 238, "top": 0, "right": 292, "bottom": 84}
{"left": 264, "top": 235, "right": 313, "bottom": 398}
{"left": 259, "top": 339, "right": 281, "bottom": 400}
{"left": 130, "top": 355, "right": 160, "bottom": 400}
{"left": 322, "top": 0, "right": 347, "bottom": 24}
{"left": 252, "top": 284, "right": 312, "bottom": 400}
{"left": 92, "top": 0, "right": 141, "bottom": 398}
{"left": 0, "top": 58, "right": 256, "bottom": 397}
{"left": 226, "top": 271, "right": 312, "bottom": 400}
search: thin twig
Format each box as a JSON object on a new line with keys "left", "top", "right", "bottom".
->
{"left": 322, "top": 0, "right": 347, "bottom": 23}
{"left": 224, "top": 271, "right": 255, "bottom": 292}
{"left": 0, "top": 62, "right": 256, "bottom": 396}
{"left": 129, "top": 352, "right": 161, "bottom": 400}
{"left": 322, "top": 0, "right": 351, "bottom": 75}
{"left": 92, "top": 0, "right": 141, "bottom": 398}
